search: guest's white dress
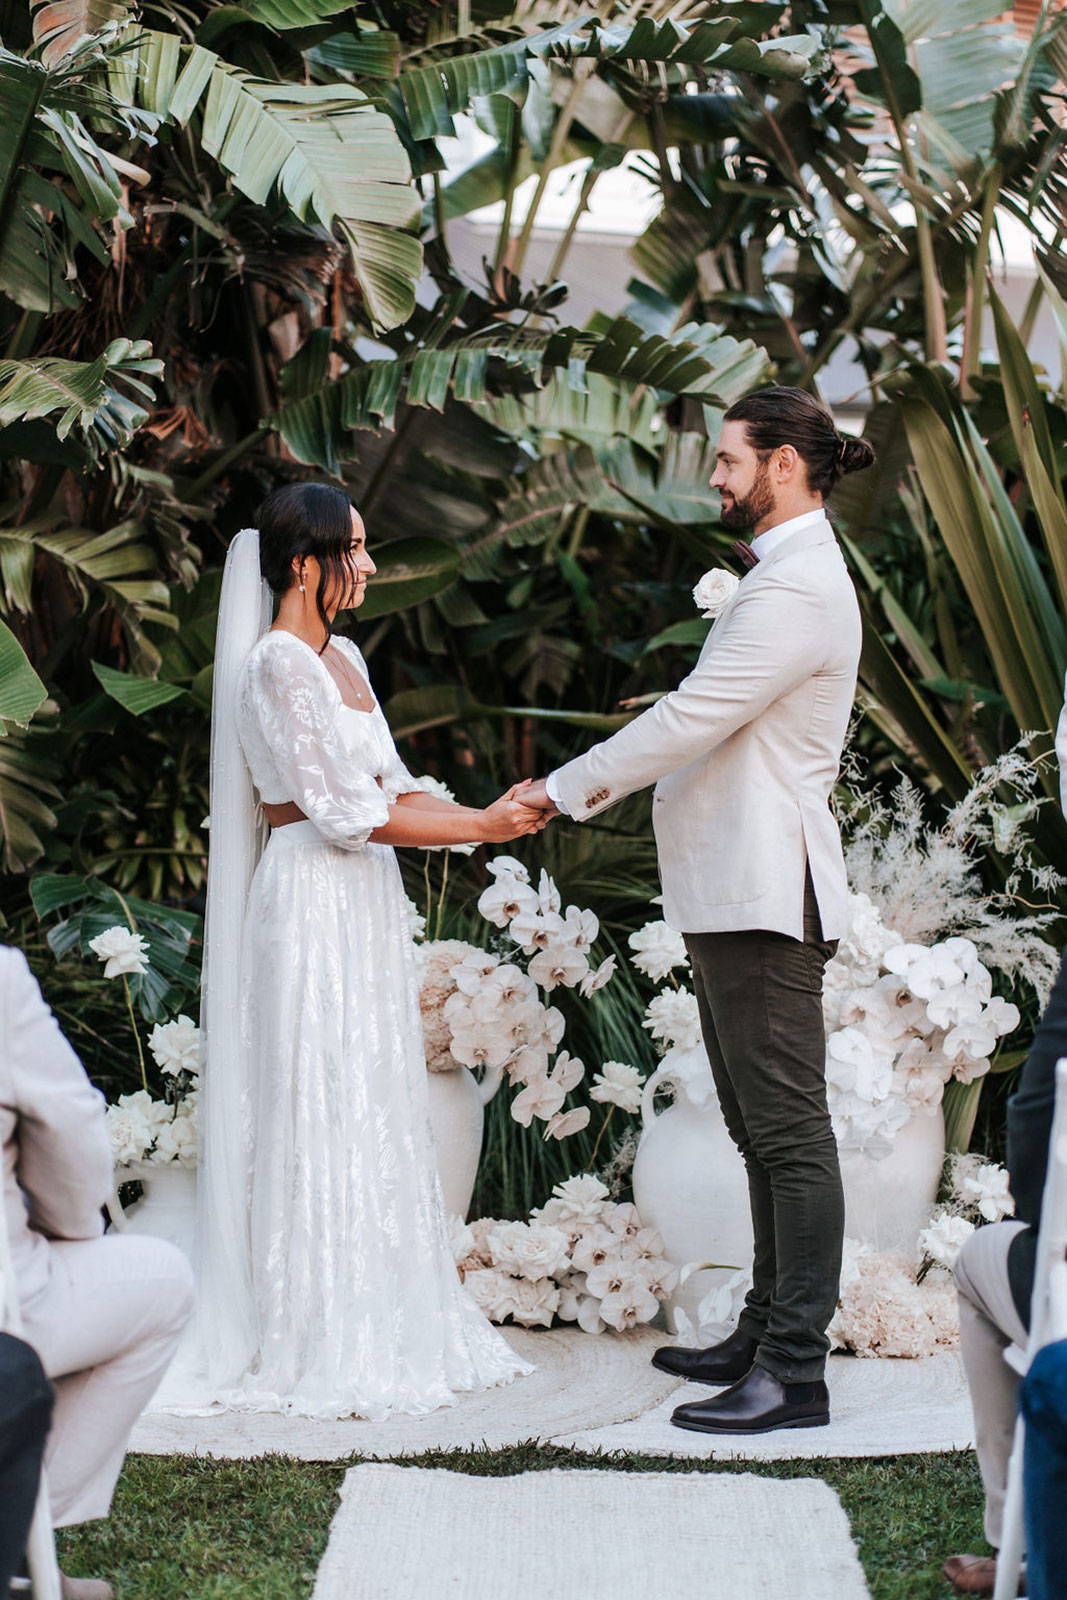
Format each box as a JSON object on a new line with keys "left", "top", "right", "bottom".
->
{"left": 203, "top": 628, "right": 529, "bottom": 1419}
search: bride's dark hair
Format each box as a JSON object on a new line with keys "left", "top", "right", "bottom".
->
{"left": 257, "top": 482, "right": 354, "bottom": 650}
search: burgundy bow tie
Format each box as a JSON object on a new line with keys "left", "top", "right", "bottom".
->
{"left": 732, "top": 540, "right": 760, "bottom": 571}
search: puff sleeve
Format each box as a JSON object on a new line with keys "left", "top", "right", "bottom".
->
{"left": 242, "top": 638, "right": 391, "bottom": 849}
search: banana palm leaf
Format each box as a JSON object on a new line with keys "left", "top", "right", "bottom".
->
{"left": 0, "top": 728, "right": 60, "bottom": 872}
{"left": 31, "top": 0, "right": 129, "bottom": 65}
{"left": 0, "top": 338, "right": 161, "bottom": 453}
{"left": 0, "top": 518, "right": 174, "bottom": 672}
{"left": 110, "top": 29, "right": 421, "bottom": 329}
{"left": 0, "top": 619, "right": 47, "bottom": 729}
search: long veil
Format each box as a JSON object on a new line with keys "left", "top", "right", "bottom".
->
{"left": 186, "top": 526, "right": 271, "bottom": 1388}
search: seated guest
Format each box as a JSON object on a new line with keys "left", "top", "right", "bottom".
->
{"left": 0, "top": 1334, "right": 53, "bottom": 1592}
{"left": 943, "top": 946, "right": 1063, "bottom": 1596}
{"left": 1021, "top": 1337, "right": 1067, "bottom": 1600}
{"left": 1, "top": 945, "right": 194, "bottom": 1600}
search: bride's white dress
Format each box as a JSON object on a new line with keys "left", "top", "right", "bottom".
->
{"left": 182, "top": 628, "right": 530, "bottom": 1419}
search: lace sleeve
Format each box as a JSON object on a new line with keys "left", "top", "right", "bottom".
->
{"left": 335, "top": 636, "right": 426, "bottom": 805}
{"left": 245, "top": 638, "right": 391, "bottom": 850}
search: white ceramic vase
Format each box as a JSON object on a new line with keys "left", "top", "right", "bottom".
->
{"left": 425, "top": 1062, "right": 505, "bottom": 1222}
{"left": 632, "top": 1049, "right": 753, "bottom": 1327}
{"left": 839, "top": 1104, "right": 946, "bottom": 1254}
{"left": 116, "top": 1160, "right": 197, "bottom": 1260}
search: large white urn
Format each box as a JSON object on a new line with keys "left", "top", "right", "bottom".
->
{"left": 632, "top": 1047, "right": 753, "bottom": 1327}
{"left": 426, "top": 1062, "right": 505, "bottom": 1221}
{"left": 114, "top": 1161, "right": 197, "bottom": 1260}
{"left": 839, "top": 1104, "right": 946, "bottom": 1254}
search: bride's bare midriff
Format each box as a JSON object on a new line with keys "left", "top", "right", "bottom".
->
{"left": 263, "top": 801, "right": 307, "bottom": 828}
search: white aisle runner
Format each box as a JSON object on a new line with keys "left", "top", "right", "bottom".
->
{"left": 311, "top": 1464, "right": 872, "bottom": 1600}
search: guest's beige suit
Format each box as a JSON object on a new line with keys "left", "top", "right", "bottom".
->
{"left": 552, "top": 516, "right": 861, "bottom": 939}
{"left": 1, "top": 946, "right": 193, "bottom": 1525}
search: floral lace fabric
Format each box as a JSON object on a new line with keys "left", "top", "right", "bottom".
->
{"left": 170, "top": 630, "right": 531, "bottom": 1419}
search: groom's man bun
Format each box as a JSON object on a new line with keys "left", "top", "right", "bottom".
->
{"left": 723, "top": 386, "right": 875, "bottom": 497}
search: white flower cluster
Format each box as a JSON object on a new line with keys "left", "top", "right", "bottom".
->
{"left": 692, "top": 568, "right": 740, "bottom": 620}
{"left": 457, "top": 1176, "right": 677, "bottom": 1334}
{"left": 828, "top": 1237, "right": 959, "bottom": 1358}
{"left": 106, "top": 1088, "right": 198, "bottom": 1168}
{"left": 823, "top": 894, "right": 1020, "bottom": 1159}
{"left": 917, "top": 1151, "right": 1015, "bottom": 1274}
{"left": 93, "top": 935, "right": 202, "bottom": 1166}
{"left": 477, "top": 857, "right": 616, "bottom": 998}
{"left": 418, "top": 938, "right": 586, "bottom": 1138}
{"left": 88, "top": 925, "right": 150, "bottom": 979}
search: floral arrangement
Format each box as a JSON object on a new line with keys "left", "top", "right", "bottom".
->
{"left": 417, "top": 856, "right": 626, "bottom": 1141}
{"left": 822, "top": 892, "right": 1020, "bottom": 1159}
{"left": 457, "top": 1175, "right": 677, "bottom": 1333}
{"left": 87, "top": 925, "right": 201, "bottom": 1170}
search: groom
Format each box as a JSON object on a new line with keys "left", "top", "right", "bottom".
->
{"left": 524, "top": 386, "right": 871, "bottom": 1434}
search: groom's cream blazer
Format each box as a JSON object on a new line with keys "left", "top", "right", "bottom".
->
{"left": 551, "top": 515, "right": 861, "bottom": 940}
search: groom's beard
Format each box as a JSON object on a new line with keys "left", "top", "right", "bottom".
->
{"left": 719, "top": 460, "right": 775, "bottom": 531}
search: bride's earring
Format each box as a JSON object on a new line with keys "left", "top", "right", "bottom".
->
{"left": 298, "top": 563, "right": 306, "bottom": 594}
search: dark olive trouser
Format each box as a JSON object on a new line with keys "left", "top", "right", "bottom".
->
{"left": 683, "top": 873, "right": 843, "bottom": 1383}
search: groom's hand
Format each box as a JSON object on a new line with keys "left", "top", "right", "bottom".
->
{"left": 518, "top": 778, "right": 558, "bottom": 816}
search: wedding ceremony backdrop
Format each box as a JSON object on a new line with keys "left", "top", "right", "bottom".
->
{"left": 1, "top": 0, "right": 1067, "bottom": 1592}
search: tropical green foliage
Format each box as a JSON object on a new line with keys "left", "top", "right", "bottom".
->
{"left": 2, "top": 0, "right": 1067, "bottom": 1176}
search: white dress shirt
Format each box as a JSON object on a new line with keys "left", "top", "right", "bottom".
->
{"left": 545, "top": 506, "right": 830, "bottom": 814}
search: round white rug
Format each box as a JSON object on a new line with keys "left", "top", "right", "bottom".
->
{"left": 130, "top": 1326, "right": 682, "bottom": 1460}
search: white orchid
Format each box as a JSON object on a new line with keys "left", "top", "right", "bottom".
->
{"left": 957, "top": 1160, "right": 1015, "bottom": 1223}
{"left": 510, "top": 1072, "right": 566, "bottom": 1126}
{"left": 560, "top": 905, "right": 599, "bottom": 951}
{"left": 589, "top": 1060, "right": 643, "bottom": 1115}
{"left": 882, "top": 942, "right": 966, "bottom": 999}
{"left": 89, "top": 925, "right": 150, "bottom": 979}
{"left": 580, "top": 955, "right": 617, "bottom": 997}
{"left": 477, "top": 876, "right": 540, "bottom": 929}
{"left": 508, "top": 908, "right": 565, "bottom": 954}
{"left": 545, "top": 1106, "right": 590, "bottom": 1140}
{"left": 528, "top": 943, "right": 589, "bottom": 992}
{"left": 536, "top": 870, "right": 562, "bottom": 915}
{"left": 486, "top": 855, "right": 530, "bottom": 884}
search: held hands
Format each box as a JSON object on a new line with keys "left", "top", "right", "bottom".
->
{"left": 480, "top": 779, "right": 553, "bottom": 843}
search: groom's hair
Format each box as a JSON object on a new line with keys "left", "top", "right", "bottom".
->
{"left": 723, "top": 386, "right": 875, "bottom": 497}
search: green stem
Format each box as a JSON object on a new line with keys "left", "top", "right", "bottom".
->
{"left": 587, "top": 1104, "right": 615, "bottom": 1170}
{"left": 423, "top": 850, "right": 433, "bottom": 930}
{"left": 961, "top": 163, "right": 1000, "bottom": 399}
{"left": 435, "top": 851, "right": 451, "bottom": 940}
{"left": 123, "top": 974, "right": 149, "bottom": 1092}
{"left": 511, "top": 65, "right": 593, "bottom": 279}
{"left": 493, "top": 104, "right": 522, "bottom": 275}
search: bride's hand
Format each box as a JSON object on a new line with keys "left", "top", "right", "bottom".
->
{"left": 480, "top": 792, "right": 550, "bottom": 842}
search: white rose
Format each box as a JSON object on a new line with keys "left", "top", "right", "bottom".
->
{"left": 88, "top": 925, "right": 150, "bottom": 979}
{"left": 462, "top": 1266, "right": 520, "bottom": 1323}
{"left": 147, "top": 1015, "right": 201, "bottom": 1078}
{"left": 488, "top": 1220, "right": 571, "bottom": 1281}
{"left": 919, "top": 1211, "right": 975, "bottom": 1270}
{"left": 692, "top": 567, "right": 740, "bottom": 619}
{"left": 542, "top": 1174, "right": 610, "bottom": 1228}
{"left": 628, "top": 920, "right": 689, "bottom": 983}
{"left": 150, "top": 1110, "right": 198, "bottom": 1166}
{"left": 106, "top": 1102, "right": 153, "bottom": 1166}
{"left": 590, "top": 1060, "right": 644, "bottom": 1115}
{"left": 642, "top": 987, "right": 702, "bottom": 1052}
{"left": 501, "top": 1275, "right": 561, "bottom": 1328}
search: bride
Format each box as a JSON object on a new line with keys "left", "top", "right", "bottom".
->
{"left": 179, "top": 482, "right": 543, "bottom": 1419}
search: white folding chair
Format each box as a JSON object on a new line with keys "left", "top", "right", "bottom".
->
{"left": 993, "top": 1056, "right": 1067, "bottom": 1600}
{"left": 0, "top": 1199, "right": 62, "bottom": 1600}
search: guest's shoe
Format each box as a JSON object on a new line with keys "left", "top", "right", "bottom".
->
{"left": 670, "top": 1363, "right": 830, "bottom": 1434}
{"left": 942, "top": 1554, "right": 1026, "bottom": 1596}
{"left": 651, "top": 1326, "right": 759, "bottom": 1385}
{"left": 9, "top": 1576, "right": 113, "bottom": 1600}
{"left": 60, "top": 1576, "right": 115, "bottom": 1600}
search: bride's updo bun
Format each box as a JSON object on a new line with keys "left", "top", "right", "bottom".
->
{"left": 723, "top": 386, "right": 875, "bottom": 496}
{"left": 257, "top": 481, "right": 355, "bottom": 649}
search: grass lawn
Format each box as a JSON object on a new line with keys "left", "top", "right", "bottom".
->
{"left": 57, "top": 1446, "right": 985, "bottom": 1599}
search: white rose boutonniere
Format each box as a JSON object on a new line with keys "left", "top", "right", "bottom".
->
{"left": 692, "top": 567, "right": 740, "bottom": 619}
